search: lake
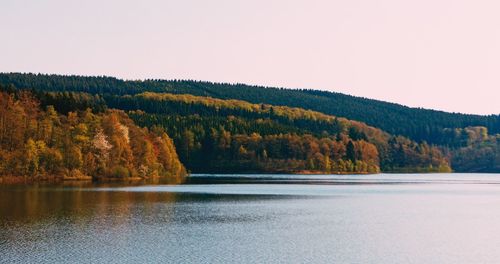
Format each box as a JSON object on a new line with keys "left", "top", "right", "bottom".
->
{"left": 2, "top": 173, "right": 500, "bottom": 263}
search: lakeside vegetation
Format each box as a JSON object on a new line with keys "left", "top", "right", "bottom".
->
{"left": 116, "top": 92, "right": 450, "bottom": 173}
{"left": 0, "top": 73, "right": 498, "bottom": 178}
{"left": 0, "top": 83, "right": 451, "bottom": 176}
{"left": 0, "top": 89, "right": 186, "bottom": 183}
{"left": 1, "top": 73, "right": 498, "bottom": 145}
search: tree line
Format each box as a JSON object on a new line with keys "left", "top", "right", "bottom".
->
{"left": 3, "top": 73, "right": 498, "bottom": 173}
{"left": 1, "top": 73, "right": 498, "bottom": 145}
{"left": 117, "top": 92, "right": 451, "bottom": 173}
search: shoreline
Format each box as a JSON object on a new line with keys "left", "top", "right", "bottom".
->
{"left": 1, "top": 170, "right": 487, "bottom": 185}
{"left": 0, "top": 175, "right": 183, "bottom": 185}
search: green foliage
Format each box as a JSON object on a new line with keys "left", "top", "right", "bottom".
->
{"left": 122, "top": 93, "right": 449, "bottom": 174}
{"left": 450, "top": 127, "right": 500, "bottom": 172}
{"left": 108, "top": 165, "right": 130, "bottom": 178}
{"left": 1, "top": 73, "right": 498, "bottom": 145}
{"left": 8, "top": 73, "right": 499, "bottom": 173}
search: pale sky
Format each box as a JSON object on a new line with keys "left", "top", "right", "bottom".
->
{"left": 1, "top": 0, "right": 499, "bottom": 115}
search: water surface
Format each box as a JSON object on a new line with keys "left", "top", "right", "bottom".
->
{"left": 2, "top": 173, "right": 500, "bottom": 263}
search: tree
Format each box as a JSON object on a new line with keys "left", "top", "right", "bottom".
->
{"left": 24, "top": 139, "right": 39, "bottom": 176}
{"left": 92, "top": 129, "right": 112, "bottom": 166}
{"left": 346, "top": 141, "right": 356, "bottom": 162}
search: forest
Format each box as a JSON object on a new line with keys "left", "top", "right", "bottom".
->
{"left": 0, "top": 89, "right": 186, "bottom": 182}
{"left": 0, "top": 73, "right": 498, "bottom": 175}
{"left": 1, "top": 73, "right": 499, "bottom": 145}
{"left": 1, "top": 84, "right": 451, "bottom": 175}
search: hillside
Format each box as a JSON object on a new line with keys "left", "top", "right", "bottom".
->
{"left": 0, "top": 89, "right": 186, "bottom": 183}
{"left": 0, "top": 73, "right": 498, "bottom": 173}
{"left": 11, "top": 86, "right": 451, "bottom": 174}
{"left": 1, "top": 73, "right": 499, "bottom": 145}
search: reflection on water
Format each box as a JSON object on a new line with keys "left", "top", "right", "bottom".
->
{"left": 0, "top": 183, "right": 179, "bottom": 223}
{"left": 2, "top": 174, "right": 500, "bottom": 263}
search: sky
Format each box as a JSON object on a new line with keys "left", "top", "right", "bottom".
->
{"left": 1, "top": 0, "right": 499, "bottom": 115}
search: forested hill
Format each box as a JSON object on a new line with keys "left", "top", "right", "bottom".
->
{"left": 1, "top": 73, "right": 498, "bottom": 173}
{"left": 34, "top": 90, "right": 454, "bottom": 174}
{"left": 0, "top": 89, "right": 186, "bottom": 182}
{"left": 123, "top": 92, "right": 495, "bottom": 172}
{"left": 1, "top": 73, "right": 499, "bottom": 145}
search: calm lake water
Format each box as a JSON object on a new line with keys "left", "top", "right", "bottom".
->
{"left": 2, "top": 173, "right": 500, "bottom": 263}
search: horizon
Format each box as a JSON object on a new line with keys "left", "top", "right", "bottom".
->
{"left": 1, "top": 0, "right": 500, "bottom": 115}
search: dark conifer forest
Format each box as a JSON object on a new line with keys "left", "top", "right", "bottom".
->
{"left": 0, "top": 72, "right": 498, "bottom": 176}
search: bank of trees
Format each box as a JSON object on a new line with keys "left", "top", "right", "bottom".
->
{"left": 0, "top": 79, "right": 457, "bottom": 175}
{"left": 123, "top": 92, "right": 450, "bottom": 173}
{"left": 449, "top": 127, "right": 500, "bottom": 172}
{"left": 160, "top": 127, "right": 381, "bottom": 174}
{"left": 1, "top": 73, "right": 498, "bottom": 145}
{"left": 0, "top": 90, "right": 185, "bottom": 181}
